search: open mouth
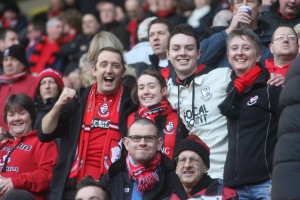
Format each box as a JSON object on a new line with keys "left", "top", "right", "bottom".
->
{"left": 104, "top": 77, "right": 114, "bottom": 83}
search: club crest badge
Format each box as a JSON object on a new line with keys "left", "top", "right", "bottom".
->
{"left": 247, "top": 95, "right": 258, "bottom": 106}
{"left": 164, "top": 122, "right": 175, "bottom": 134}
{"left": 200, "top": 86, "right": 212, "bottom": 101}
{"left": 98, "top": 103, "right": 109, "bottom": 117}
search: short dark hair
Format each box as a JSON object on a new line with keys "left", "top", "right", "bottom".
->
{"left": 0, "top": 27, "right": 16, "bottom": 40}
{"left": 227, "top": 27, "right": 262, "bottom": 55}
{"left": 148, "top": 18, "right": 174, "bottom": 37}
{"left": 76, "top": 176, "right": 111, "bottom": 200}
{"left": 231, "top": 0, "right": 262, "bottom": 6}
{"left": 168, "top": 23, "right": 200, "bottom": 51}
{"left": 128, "top": 118, "right": 161, "bottom": 138}
{"left": 4, "top": 93, "right": 36, "bottom": 126}
{"left": 95, "top": 46, "right": 125, "bottom": 70}
{"left": 131, "top": 69, "right": 167, "bottom": 104}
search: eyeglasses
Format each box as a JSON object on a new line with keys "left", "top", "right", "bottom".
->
{"left": 273, "top": 34, "right": 297, "bottom": 42}
{"left": 128, "top": 135, "right": 157, "bottom": 143}
{"left": 175, "top": 157, "right": 201, "bottom": 165}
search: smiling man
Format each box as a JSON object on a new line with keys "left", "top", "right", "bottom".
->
{"left": 38, "top": 47, "right": 137, "bottom": 200}
{"left": 100, "top": 118, "right": 175, "bottom": 200}
{"left": 166, "top": 135, "right": 237, "bottom": 199}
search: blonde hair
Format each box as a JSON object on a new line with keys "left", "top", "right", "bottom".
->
{"left": 87, "top": 31, "right": 124, "bottom": 65}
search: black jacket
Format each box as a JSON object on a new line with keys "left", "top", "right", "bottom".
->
{"left": 223, "top": 67, "right": 281, "bottom": 187}
{"left": 100, "top": 154, "right": 175, "bottom": 200}
{"left": 37, "top": 79, "right": 137, "bottom": 200}
{"left": 272, "top": 55, "right": 300, "bottom": 199}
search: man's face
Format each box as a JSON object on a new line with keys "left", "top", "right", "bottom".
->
{"left": 149, "top": 23, "right": 170, "bottom": 60}
{"left": 227, "top": 35, "right": 261, "bottom": 76}
{"left": 167, "top": 33, "right": 200, "bottom": 80}
{"left": 279, "top": 0, "right": 300, "bottom": 16}
{"left": 92, "top": 50, "right": 124, "bottom": 94}
{"left": 4, "top": 31, "right": 19, "bottom": 49}
{"left": 233, "top": 0, "right": 261, "bottom": 21}
{"left": 270, "top": 27, "right": 299, "bottom": 62}
{"left": 175, "top": 150, "right": 208, "bottom": 189}
{"left": 123, "top": 123, "right": 163, "bottom": 166}
{"left": 47, "top": 20, "right": 64, "bottom": 40}
{"left": 39, "top": 77, "right": 60, "bottom": 104}
{"left": 125, "top": 0, "right": 141, "bottom": 20}
{"left": 98, "top": 2, "right": 115, "bottom": 24}
{"left": 75, "top": 186, "right": 107, "bottom": 200}
{"left": 82, "top": 14, "right": 100, "bottom": 36}
{"left": 137, "top": 74, "right": 167, "bottom": 107}
{"left": 158, "top": 0, "right": 175, "bottom": 11}
{"left": 3, "top": 56, "right": 25, "bottom": 76}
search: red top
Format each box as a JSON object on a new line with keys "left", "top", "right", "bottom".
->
{"left": 265, "top": 59, "right": 291, "bottom": 77}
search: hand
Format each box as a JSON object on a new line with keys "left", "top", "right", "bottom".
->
{"left": 0, "top": 177, "right": 13, "bottom": 196}
{"left": 226, "top": 9, "right": 252, "bottom": 34}
{"left": 55, "top": 87, "right": 77, "bottom": 107}
{"left": 267, "top": 73, "right": 285, "bottom": 87}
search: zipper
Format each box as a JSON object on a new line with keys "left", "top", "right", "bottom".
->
{"left": 234, "top": 119, "right": 239, "bottom": 184}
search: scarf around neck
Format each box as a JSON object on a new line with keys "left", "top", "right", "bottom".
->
{"left": 0, "top": 71, "right": 27, "bottom": 84}
{"left": 218, "top": 65, "right": 262, "bottom": 118}
{"left": 126, "top": 152, "right": 162, "bottom": 193}
{"left": 69, "top": 83, "right": 123, "bottom": 181}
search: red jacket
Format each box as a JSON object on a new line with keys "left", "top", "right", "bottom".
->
{"left": 0, "top": 130, "right": 58, "bottom": 200}
{"left": 0, "top": 72, "right": 37, "bottom": 130}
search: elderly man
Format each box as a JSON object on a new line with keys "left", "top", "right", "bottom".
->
{"left": 0, "top": 44, "right": 37, "bottom": 130}
{"left": 38, "top": 47, "right": 136, "bottom": 200}
{"left": 34, "top": 68, "right": 64, "bottom": 129}
{"left": 265, "top": 26, "right": 299, "bottom": 76}
{"left": 100, "top": 118, "right": 174, "bottom": 200}
{"left": 166, "top": 135, "right": 237, "bottom": 199}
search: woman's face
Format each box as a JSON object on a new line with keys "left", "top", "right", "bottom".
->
{"left": 227, "top": 36, "right": 261, "bottom": 76}
{"left": 7, "top": 108, "right": 32, "bottom": 138}
{"left": 137, "top": 74, "right": 167, "bottom": 107}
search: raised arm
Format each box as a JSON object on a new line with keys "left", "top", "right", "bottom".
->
{"left": 41, "top": 88, "right": 77, "bottom": 134}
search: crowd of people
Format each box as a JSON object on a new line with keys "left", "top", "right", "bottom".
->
{"left": 0, "top": 0, "right": 299, "bottom": 199}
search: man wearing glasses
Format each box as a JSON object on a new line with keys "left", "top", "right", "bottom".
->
{"left": 166, "top": 135, "right": 237, "bottom": 199}
{"left": 100, "top": 118, "right": 175, "bottom": 200}
{"left": 266, "top": 26, "right": 299, "bottom": 77}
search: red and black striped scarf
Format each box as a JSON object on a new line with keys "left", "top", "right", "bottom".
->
{"left": 28, "top": 36, "right": 59, "bottom": 73}
{"left": 69, "top": 83, "right": 124, "bottom": 181}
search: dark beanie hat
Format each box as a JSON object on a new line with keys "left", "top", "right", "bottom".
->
{"left": 3, "top": 45, "right": 28, "bottom": 67}
{"left": 173, "top": 135, "right": 210, "bottom": 169}
{"left": 37, "top": 68, "right": 64, "bottom": 91}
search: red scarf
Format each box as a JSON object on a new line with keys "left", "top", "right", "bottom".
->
{"left": 129, "top": 100, "right": 178, "bottom": 159}
{"left": 0, "top": 71, "right": 27, "bottom": 84}
{"left": 126, "top": 152, "right": 162, "bottom": 193}
{"left": 127, "top": 19, "right": 139, "bottom": 49}
{"left": 277, "top": 7, "right": 294, "bottom": 19}
{"left": 157, "top": 7, "right": 177, "bottom": 18}
{"left": 234, "top": 65, "right": 262, "bottom": 94}
{"left": 265, "top": 59, "right": 290, "bottom": 77}
{"left": 69, "top": 83, "right": 123, "bottom": 181}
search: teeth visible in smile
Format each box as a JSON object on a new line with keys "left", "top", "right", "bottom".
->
{"left": 104, "top": 77, "right": 114, "bottom": 82}
{"left": 236, "top": 59, "right": 246, "bottom": 62}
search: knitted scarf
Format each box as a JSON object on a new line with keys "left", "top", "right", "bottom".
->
{"left": 219, "top": 65, "right": 262, "bottom": 118}
{"left": 126, "top": 152, "right": 162, "bottom": 193}
{"left": 0, "top": 71, "right": 27, "bottom": 84}
{"left": 134, "top": 100, "right": 178, "bottom": 159}
{"left": 28, "top": 36, "right": 59, "bottom": 73}
{"left": 69, "top": 83, "right": 123, "bottom": 181}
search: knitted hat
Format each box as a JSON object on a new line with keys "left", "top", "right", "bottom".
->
{"left": 173, "top": 135, "right": 210, "bottom": 168}
{"left": 37, "top": 68, "right": 64, "bottom": 91}
{"left": 3, "top": 45, "right": 28, "bottom": 67}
